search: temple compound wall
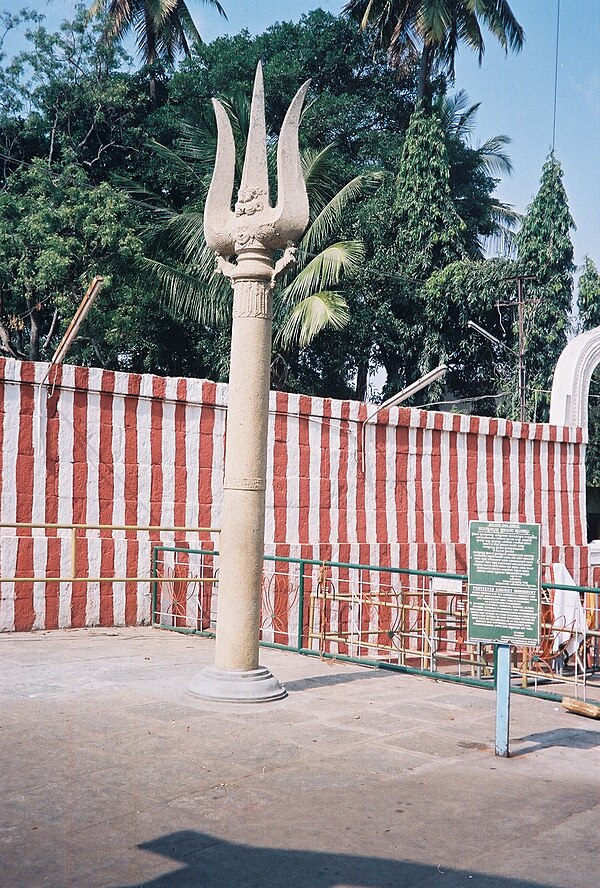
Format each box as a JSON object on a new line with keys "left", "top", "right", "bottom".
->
{"left": 0, "top": 357, "right": 589, "bottom": 631}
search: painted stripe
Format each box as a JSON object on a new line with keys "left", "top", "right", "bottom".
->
{"left": 407, "top": 426, "right": 417, "bottom": 546}
{"left": 329, "top": 399, "right": 342, "bottom": 545}
{"left": 540, "top": 439, "right": 549, "bottom": 547}
{"left": 347, "top": 401, "right": 361, "bottom": 544}
{"left": 209, "top": 383, "right": 224, "bottom": 530}
{"left": 286, "top": 393, "right": 300, "bottom": 545}
{"left": 298, "top": 396, "right": 311, "bottom": 543}
{"left": 125, "top": 373, "right": 142, "bottom": 623}
{"left": 372, "top": 420, "right": 388, "bottom": 544}
{"left": 98, "top": 370, "right": 116, "bottom": 626}
{"left": 429, "top": 427, "right": 442, "bottom": 544}
{"left": 0, "top": 536, "right": 17, "bottom": 630}
{"left": 456, "top": 427, "right": 468, "bottom": 542}
{"left": 308, "top": 399, "right": 323, "bottom": 546}
{"left": 32, "top": 534, "right": 47, "bottom": 630}
{"left": 509, "top": 438, "right": 519, "bottom": 521}
{"left": 16, "top": 362, "right": 35, "bottom": 525}
{"left": 493, "top": 435, "right": 504, "bottom": 520}
{"left": 72, "top": 366, "right": 89, "bottom": 526}
{"left": 476, "top": 431, "right": 487, "bottom": 520}
{"left": 185, "top": 383, "right": 201, "bottom": 533}
{"left": 265, "top": 395, "right": 276, "bottom": 546}
{"left": 464, "top": 430, "right": 477, "bottom": 528}
{"left": 319, "top": 399, "right": 332, "bottom": 550}
{"left": 385, "top": 421, "right": 398, "bottom": 547}
{"left": 86, "top": 534, "right": 102, "bottom": 625}
{"left": 553, "top": 441, "right": 563, "bottom": 546}
{"left": 160, "top": 376, "right": 178, "bottom": 530}
{"left": 2, "top": 361, "right": 22, "bottom": 525}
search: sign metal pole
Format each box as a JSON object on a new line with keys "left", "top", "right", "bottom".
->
{"left": 495, "top": 643, "right": 512, "bottom": 757}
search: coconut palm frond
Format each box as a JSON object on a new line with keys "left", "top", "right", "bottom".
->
{"left": 281, "top": 241, "right": 366, "bottom": 304}
{"left": 170, "top": 1, "right": 203, "bottom": 44}
{"left": 277, "top": 291, "right": 350, "bottom": 349}
{"left": 436, "top": 90, "right": 480, "bottom": 136}
{"left": 302, "top": 173, "right": 384, "bottom": 256}
{"left": 176, "top": 123, "right": 218, "bottom": 178}
{"left": 489, "top": 200, "right": 521, "bottom": 229}
{"left": 146, "top": 210, "right": 208, "bottom": 262}
{"left": 145, "top": 137, "right": 202, "bottom": 184}
{"left": 138, "top": 255, "right": 230, "bottom": 327}
{"left": 112, "top": 176, "right": 176, "bottom": 219}
{"left": 300, "top": 144, "right": 339, "bottom": 217}
{"left": 476, "top": 135, "right": 513, "bottom": 176}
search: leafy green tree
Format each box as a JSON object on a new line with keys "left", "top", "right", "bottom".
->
{"left": 0, "top": 156, "right": 141, "bottom": 361}
{"left": 577, "top": 256, "right": 600, "bottom": 331}
{"left": 168, "top": 11, "right": 414, "bottom": 182}
{"left": 344, "top": 0, "right": 524, "bottom": 101}
{"left": 370, "top": 103, "right": 467, "bottom": 397}
{"left": 3, "top": 7, "right": 155, "bottom": 182}
{"left": 421, "top": 257, "right": 517, "bottom": 413}
{"left": 395, "top": 104, "right": 467, "bottom": 273}
{"left": 516, "top": 153, "right": 575, "bottom": 420}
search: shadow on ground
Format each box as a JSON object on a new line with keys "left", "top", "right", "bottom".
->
{"left": 511, "top": 727, "right": 600, "bottom": 756}
{"left": 117, "top": 830, "right": 562, "bottom": 888}
{"left": 284, "top": 670, "right": 392, "bottom": 692}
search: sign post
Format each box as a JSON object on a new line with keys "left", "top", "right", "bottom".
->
{"left": 468, "top": 521, "right": 541, "bottom": 757}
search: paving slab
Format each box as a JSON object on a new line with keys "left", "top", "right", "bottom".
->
{"left": 0, "top": 627, "right": 598, "bottom": 888}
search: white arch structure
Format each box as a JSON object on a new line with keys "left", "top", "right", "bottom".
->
{"left": 549, "top": 326, "right": 600, "bottom": 430}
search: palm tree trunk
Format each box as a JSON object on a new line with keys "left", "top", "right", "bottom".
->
{"left": 417, "top": 44, "right": 435, "bottom": 103}
{"left": 355, "top": 361, "right": 369, "bottom": 400}
{"left": 28, "top": 301, "right": 42, "bottom": 361}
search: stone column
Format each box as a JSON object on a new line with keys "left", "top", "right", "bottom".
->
{"left": 187, "top": 65, "right": 310, "bottom": 703}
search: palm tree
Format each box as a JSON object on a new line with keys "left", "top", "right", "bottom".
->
{"left": 90, "top": 0, "right": 226, "bottom": 77}
{"left": 126, "top": 95, "right": 381, "bottom": 385}
{"left": 434, "top": 90, "right": 520, "bottom": 256}
{"left": 343, "top": 0, "right": 524, "bottom": 101}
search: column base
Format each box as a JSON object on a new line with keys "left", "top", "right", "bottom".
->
{"left": 186, "top": 665, "right": 287, "bottom": 703}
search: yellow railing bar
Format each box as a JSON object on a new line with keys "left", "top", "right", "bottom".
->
{"left": 0, "top": 521, "right": 220, "bottom": 587}
{"left": 0, "top": 576, "right": 217, "bottom": 584}
{"left": 0, "top": 521, "right": 220, "bottom": 533}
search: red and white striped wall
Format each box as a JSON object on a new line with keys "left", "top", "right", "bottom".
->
{"left": 0, "top": 358, "right": 590, "bottom": 631}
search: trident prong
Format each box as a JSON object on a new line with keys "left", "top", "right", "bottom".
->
{"left": 204, "top": 62, "right": 311, "bottom": 260}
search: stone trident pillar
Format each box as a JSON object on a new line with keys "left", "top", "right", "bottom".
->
{"left": 187, "top": 65, "right": 310, "bottom": 703}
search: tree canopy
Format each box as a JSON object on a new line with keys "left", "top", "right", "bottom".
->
{"left": 343, "top": 0, "right": 524, "bottom": 100}
{"left": 0, "top": 5, "right": 588, "bottom": 428}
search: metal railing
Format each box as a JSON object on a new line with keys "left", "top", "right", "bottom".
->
{"left": 0, "top": 522, "right": 219, "bottom": 585}
{"left": 152, "top": 545, "right": 600, "bottom": 703}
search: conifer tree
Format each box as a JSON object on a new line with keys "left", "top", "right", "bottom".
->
{"left": 515, "top": 153, "right": 575, "bottom": 420}
{"left": 379, "top": 103, "right": 467, "bottom": 397}
{"left": 577, "top": 256, "right": 600, "bottom": 331}
{"left": 395, "top": 104, "right": 467, "bottom": 277}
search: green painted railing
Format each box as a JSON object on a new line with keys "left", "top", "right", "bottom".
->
{"left": 151, "top": 545, "right": 600, "bottom": 705}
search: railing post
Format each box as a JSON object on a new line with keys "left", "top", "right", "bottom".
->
{"left": 297, "top": 560, "right": 306, "bottom": 652}
{"left": 70, "top": 526, "right": 77, "bottom": 583}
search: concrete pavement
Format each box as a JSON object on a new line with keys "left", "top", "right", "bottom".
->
{"left": 0, "top": 628, "right": 598, "bottom": 887}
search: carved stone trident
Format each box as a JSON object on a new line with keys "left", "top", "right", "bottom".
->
{"left": 187, "top": 64, "right": 310, "bottom": 703}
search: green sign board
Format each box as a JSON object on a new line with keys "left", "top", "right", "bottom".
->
{"left": 468, "top": 521, "right": 541, "bottom": 646}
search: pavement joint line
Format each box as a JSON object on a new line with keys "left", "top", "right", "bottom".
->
{"left": 451, "top": 795, "right": 600, "bottom": 878}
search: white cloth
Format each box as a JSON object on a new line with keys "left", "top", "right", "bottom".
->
{"left": 550, "top": 563, "right": 587, "bottom": 656}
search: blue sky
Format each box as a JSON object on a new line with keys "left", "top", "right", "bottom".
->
{"left": 3, "top": 0, "right": 600, "bottom": 273}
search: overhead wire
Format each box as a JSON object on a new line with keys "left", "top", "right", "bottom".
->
{"left": 552, "top": 0, "right": 561, "bottom": 153}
